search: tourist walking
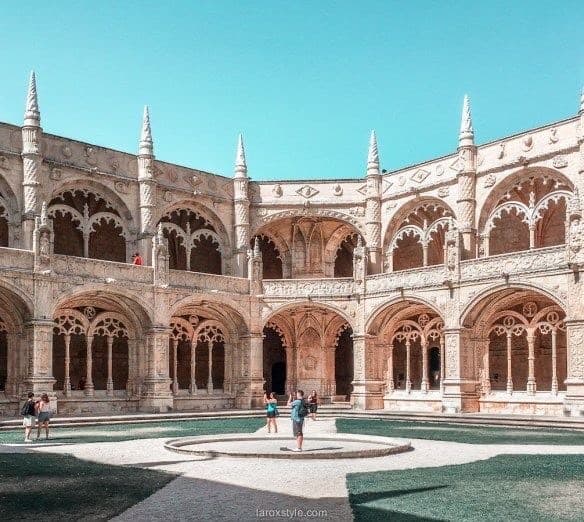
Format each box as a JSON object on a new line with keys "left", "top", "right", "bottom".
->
{"left": 263, "top": 392, "right": 279, "bottom": 433}
{"left": 308, "top": 390, "right": 319, "bottom": 421}
{"left": 36, "top": 393, "right": 52, "bottom": 440}
{"left": 287, "top": 390, "right": 308, "bottom": 451}
{"left": 21, "top": 392, "right": 36, "bottom": 443}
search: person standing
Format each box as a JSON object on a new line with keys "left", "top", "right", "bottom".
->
{"left": 21, "top": 392, "right": 36, "bottom": 443}
{"left": 287, "top": 389, "right": 307, "bottom": 452}
{"left": 308, "top": 390, "right": 319, "bottom": 421}
{"left": 263, "top": 392, "right": 279, "bottom": 433}
{"left": 36, "top": 393, "right": 52, "bottom": 440}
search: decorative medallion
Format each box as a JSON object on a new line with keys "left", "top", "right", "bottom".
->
{"left": 61, "top": 145, "right": 73, "bottom": 159}
{"left": 438, "top": 186, "right": 449, "bottom": 197}
{"left": 483, "top": 174, "right": 496, "bottom": 188}
{"left": 114, "top": 181, "right": 129, "bottom": 194}
{"left": 49, "top": 166, "right": 62, "bottom": 181}
{"left": 522, "top": 135, "right": 533, "bottom": 152}
{"left": 549, "top": 128, "right": 559, "bottom": 144}
{"left": 435, "top": 164, "right": 444, "bottom": 176}
{"left": 109, "top": 160, "right": 120, "bottom": 173}
{"left": 85, "top": 146, "right": 97, "bottom": 166}
{"left": 188, "top": 315, "right": 199, "bottom": 327}
{"left": 272, "top": 184, "right": 283, "bottom": 198}
{"left": 163, "top": 190, "right": 173, "bottom": 202}
{"left": 411, "top": 169, "right": 430, "bottom": 184}
{"left": 522, "top": 301, "right": 538, "bottom": 318}
{"left": 83, "top": 306, "right": 96, "bottom": 319}
{"left": 0, "top": 155, "right": 8, "bottom": 169}
{"left": 497, "top": 142, "right": 505, "bottom": 159}
{"left": 397, "top": 175, "right": 406, "bottom": 186}
{"left": 296, "top": 184, "right": 319, "bottom": 199}
{"left": 552, "top": 155, "right": 568, "bottom": 169}
{"left": 333, "top": 184, "right": 343, "bottom": 196}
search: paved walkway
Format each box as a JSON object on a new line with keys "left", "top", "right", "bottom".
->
{"left": 4, "top": 416, "right": 584, "bottom": 521}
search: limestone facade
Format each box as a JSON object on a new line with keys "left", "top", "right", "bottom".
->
{"left": 0, "top": 73, "right": 583, "bottom": 416}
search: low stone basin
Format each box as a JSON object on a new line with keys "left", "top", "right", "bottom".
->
{"left": 164, "top": 433, "right": 412, "bottom": 459}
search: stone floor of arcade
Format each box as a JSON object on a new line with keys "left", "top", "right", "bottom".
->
{"left": 1, "top": 413, "right": 584, "bottom": 521}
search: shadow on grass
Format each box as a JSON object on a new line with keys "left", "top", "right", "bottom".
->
{"left": 351, "top": 485, "right": 448, "bottom": 505}
{"left": 0, "top": 452, "right": 177, "bottom": 521}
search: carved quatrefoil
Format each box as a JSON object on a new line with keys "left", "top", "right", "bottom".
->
{"left": 296, "top": 185, "right": 319, "bottom": 199}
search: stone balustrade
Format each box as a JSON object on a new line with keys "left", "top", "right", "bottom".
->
{"left": 459, "top": 246, "right": 566, "bottom": 281}
{"left": 168, "top": 269, "right": 250, "bottom": 294}
{"left": 52, "top": 254, "right": 154, "bottom": 284}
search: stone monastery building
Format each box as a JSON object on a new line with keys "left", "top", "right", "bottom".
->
{"left": 1, "top": 72, "right": 584, "bottom": 417}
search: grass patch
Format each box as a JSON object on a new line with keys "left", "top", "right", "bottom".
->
{"left": 0, "top": 417, "right": 264, "bottom": 445}
{"left": 336, "top": 418, "right": 584, "bottom": 445}
{"left": 347, "top": 454, "right": 584, "bottom": 521}
{"left": 0, "top": 452, "right": 175, "bottom": 521}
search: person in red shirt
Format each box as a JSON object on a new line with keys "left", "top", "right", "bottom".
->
{"left": 132, "top": 252, "right": 143, "bottom": 266}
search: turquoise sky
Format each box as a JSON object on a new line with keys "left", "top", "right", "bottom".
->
{"left": 0, "top": 1, "right": 582, "bottom": 180}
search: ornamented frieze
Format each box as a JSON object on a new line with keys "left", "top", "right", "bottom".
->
{"left": 262, "top": 278, "right": 355, "bottom": 298}
{"left": 168, "top": 270, "right": 249, "bottom": 294}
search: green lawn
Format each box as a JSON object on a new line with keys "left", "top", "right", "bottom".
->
{"left": 0, "top": 417, "right": 264, "bottom": 444}
{"left": 336, "top": 418, "right": 584, "bottom": 445}
{"left": 0, "top": 452, "right": 175, "bottom": 521}
{"left": 347, "top": 454, "right": 584, "bottom": 521}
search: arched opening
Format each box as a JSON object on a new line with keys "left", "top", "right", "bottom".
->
{"left": 335, "top": 326, "right": 353, "bottom": 399}
{"left": 334, "top": 234, "right": 358, "bottom": 278}
{"left": 49, "top": 189, "right": 127, "bottom": 262}
{"left": 385, "top": 201, "right": 453, "bottom": 272}
{"left": 251, "top": 235, "right": 283, "bottom": 279}
{"left": 263, "top": 325, "right": 286, "bottom": 396}
{"left": 265, "top": 305, "right": 353, "bottom": 401}
{"left": 463, "top": 288, "right": 567, "bottom": 408}
{"left": 159, "top": 208, "right": 223, "bottom": 274}
{"left": 254, "top": 216, "right": 360, "bottom": 279}
{"left": 480, "top": 171, "right": 572, "bottom": 257}
{"left": 368, "top": 300, "right": 445, "bottom": 400}
{"left": 0, "top": 195, "right": 10, "bottom": 247}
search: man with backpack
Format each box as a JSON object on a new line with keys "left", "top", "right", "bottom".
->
{"left": 21, "top": 392, "right": 36, "bottom": 443}
{"left": 287, "top": 389, "right": 308, "bottom": 451}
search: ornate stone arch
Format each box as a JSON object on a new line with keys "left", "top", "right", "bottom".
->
{"left": 477, "top": 167, "right": 573, "bottom": 256}
{"left": 88, "top": 312, "right": 131, "bottom": 340}
{"left": 0, "top": 173, "right": 18, "bottom": 246}
{"left": 383, "top": 198, "right": 455, "bottom": 272}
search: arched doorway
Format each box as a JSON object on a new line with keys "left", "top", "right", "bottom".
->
{"left": 334, "top": 325, "right": 353, "bottom": 400}
{"left": 263, "top": 325, "right": 287, "bottom": 396}
{"left": 265, "top": 305, "right": 353, "bottom": 401}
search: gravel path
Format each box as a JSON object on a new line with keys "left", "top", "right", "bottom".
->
{"left": 4, "top": 417, "right": 584, "bottom": 521}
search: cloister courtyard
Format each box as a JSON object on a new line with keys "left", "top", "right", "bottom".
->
{"left": 1, "top": 412, "right": 584, "bottom": 521}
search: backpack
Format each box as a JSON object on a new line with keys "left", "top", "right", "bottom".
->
{"left": 297, "top": 399, "right": 309, "bottom": 418}
{"left": 20, "top": 401, "right": 31, "bottom": 416}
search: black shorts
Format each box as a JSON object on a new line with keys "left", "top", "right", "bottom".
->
{"left": 292, "top": 420, "right": 304, "bottom": 437}
{"left": 266, "top": 411, "right": 277, "bottom": 418}
{"left": 309, "top": 404, "right": 317, "bottom": 413}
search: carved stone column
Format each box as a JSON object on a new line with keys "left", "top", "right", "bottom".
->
{"left": 421, "top": 339, "right": 429, "bottom": 393}
{"left": 140, "top": 326, "right": 173, "bottom": 412}
{"left": 189, "top": 340, "right": 197, "bottom": 394}
{"left": 365, "top": 130, "right": 382, "bottom": 273}
{"left": 442, "top": 328, "right": 479, "bottom": 412}
{"left": 241, "top": 332, "right": 265, "bottom": 408}
{"left": 564, "top": 319, "right": 584, "bottom": 414}
{"left": 386, "top": 343, "right": 394, "bottom": 393}
{"left": 171, "top": 339, "right": 179, "bottom": 396}
{"left": 351, "top": 334, "right": 383, "bottom": 409}
{"left": 506, "top": 331, "right": 513, "bottom": 395}
{"left": 106, "top": 336, "right": 114, "bottom": 396}
{"left": 405, "top": 339, "right": 412, "bottom": 393}
{"left": 233, "top": 135, "right": 250, "bottom": 277}
{"left": 526, "top": 330, "right": 536, "bottom": 395}
{"left": 207, "top": 340, "right": 214, "bottom": 393}
{"left": 84, "top": 335, "right": 94, "bottom": 396}
{"left": 551, "top": 329, "right": 558, "bottom": 396}
{"left": 24, "top": 319, "right": 56, "bottom": 394}
{"left": 63, "top": 334, "right": 71, "bottom": 397}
